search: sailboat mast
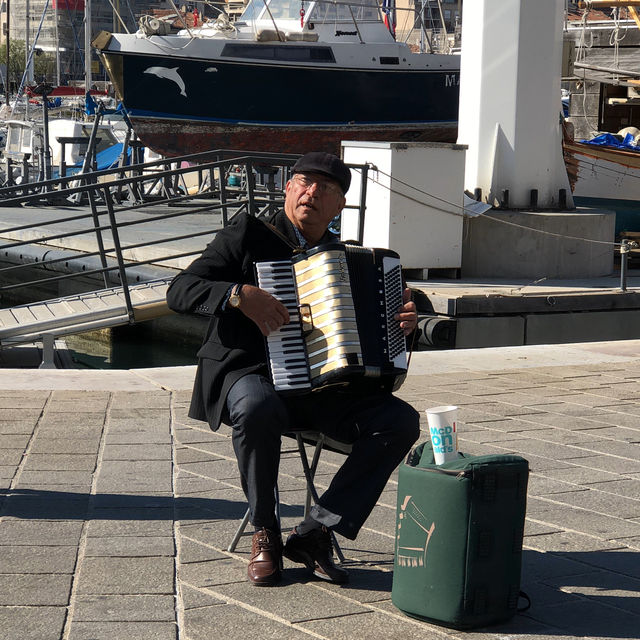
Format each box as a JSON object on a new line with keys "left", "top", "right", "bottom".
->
{"left": 25, "top": 0, "right": 32, "bottom": 82}
{"left": 85, "top": 0, "right": 91, "bottom": 91}
{"left": 54, "top": 2, "right": 59, "bottom": 85}
{"left": 4, "top": 0, "right": 9, "bottom": 106}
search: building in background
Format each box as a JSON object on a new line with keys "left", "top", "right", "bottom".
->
{"left": 0, "top": 0, "right": 173, "bottom": 84}
{"left": 0, "top": 1, "right": 462, "bottom": 85}
{"left": 397, "top": 0, "right": 462, "bottom": 51}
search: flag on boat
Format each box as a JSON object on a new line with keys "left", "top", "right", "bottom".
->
{"left": 52, "top": 0, "right": 84, "bottom": 9}
{"left": 382, "top": 0, "right": 396, "bottom": 37}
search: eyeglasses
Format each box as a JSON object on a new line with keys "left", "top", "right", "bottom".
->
{"left": 292, "top": 174, "right": 342, "bottom": 196}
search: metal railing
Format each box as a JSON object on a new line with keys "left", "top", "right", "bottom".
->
{"left": 0, "top": 150, "right": 369, "bottom": 330}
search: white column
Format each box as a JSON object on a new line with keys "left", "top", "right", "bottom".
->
{"left": 457, "top": 0, "right": 573, "bottom": 209}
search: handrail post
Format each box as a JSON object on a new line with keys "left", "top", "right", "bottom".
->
{"left": 245, "top": 162, "right": 257, "bottom": 217}
{"left": 619, "top": 240, "right": 638, "bottom": 292}
{"left": 88, "top": 187, "right": 111, "bottom": 290}
{"left": 264, "top": 166, "right": 277, "bottom": 218}
{"left": 59, "top": 141, "right": 67, "bottom": 178}
{"left": 115, "top": 125, "right": 132, "bottom": 203}
{"left": 22, "top": 154, "right": 31, "bottom": 185}
{"left": 101, "top": 185, "right": 135, "bottom": 322}
{"left": 357, "top": 164, "right": 369, "bottom": 245}
{"left": 218, "top": 156, "right": 229, "bottom": 226}
{"left": 4, "top": 156, "right": 13, "bottom": 186}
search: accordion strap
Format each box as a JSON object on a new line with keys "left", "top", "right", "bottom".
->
{"left": 260, "top": 220, "right": 306, "bottom": 254}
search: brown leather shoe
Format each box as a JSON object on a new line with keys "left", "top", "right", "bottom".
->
{"left": 284, "top": 526, "right": 348, "bottom": 584}
{"left": 248, "top": 528, "right": 282, "bottom": 586}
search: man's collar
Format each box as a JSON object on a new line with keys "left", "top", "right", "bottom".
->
{"left": 292, "top": 225, "right": 309, "bottom": 250}
{"left": 275, "top": 210, "right": 337, "bottom": 250}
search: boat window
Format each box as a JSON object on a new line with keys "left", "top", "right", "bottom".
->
{"left": 239, "top": 0, "right": 380, "bottom": 23}
{"left": 21, "top": 129, "right": 33, "bottom": 154}
{"left": 239, "top": 0, "right": 264, "bottom": 22}
{"left": 268, "top": 0, "right": 305, "bottom": 19}
{"left": 81, "top": 126, "right": 119, "bottom": 153}
{"left": 8, "top": 126, "right": 20, "bottom": 151}
{"left": 312, "top": 0, "right": 380, "bottom": 22}
{"left": 221, "top": 43, "right": 335, "bottom": 62}
{"left": 240, "top": 0, "right": 300, "bottom": 21}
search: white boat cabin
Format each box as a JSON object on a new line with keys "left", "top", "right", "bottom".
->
{"left": 3, "top": 119, "right": 120, "bottom": 168}
{"left": 177, "top": 0, "right": 397, "bottom": 44}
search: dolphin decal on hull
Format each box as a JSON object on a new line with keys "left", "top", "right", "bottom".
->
{"left": 143, "top": 66, "right": 187, "bottom": 97}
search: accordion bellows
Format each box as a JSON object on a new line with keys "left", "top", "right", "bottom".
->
{"left": 255, "top": 242, "right": 407, "bottom": 393}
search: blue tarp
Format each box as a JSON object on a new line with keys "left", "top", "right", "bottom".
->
{"left": 580, "top": 132, "right": 640, "bottom": 153}
{"left": 85, "top": 92, "right": 127, "bottom": 117}
{"left": 51, "top": 141, "right": 145, "bottom": 179}
{"left": 95, "top": 142, "right": 128, "bottom": 170}
{"left": 85, "top": 92, "right": 97, "bottom": 115}
{"left": 59, "top": 143, "right": 135, "bottom": 177}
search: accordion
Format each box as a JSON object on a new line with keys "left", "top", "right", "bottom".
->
{"left": 255, "top": 242, "right": 407, "bottom": 394}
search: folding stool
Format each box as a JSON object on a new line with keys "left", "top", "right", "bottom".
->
{"left": 227, "top": 431, "right": 352, "bottom": 562}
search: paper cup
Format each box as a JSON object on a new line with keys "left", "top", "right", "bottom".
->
{"left": 426, "top": 405, "right": 459, "bottom": 464}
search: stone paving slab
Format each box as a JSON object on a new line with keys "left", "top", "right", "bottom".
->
{"left": 0, "top": 606, "right": 67, "bottom": 640}
{"left": 75, "top": 557, "right": 175, "bottom": 595}
{"left": 0, "top": 545, "right": 78, "bottom": 573}
{"left": 66, "top": 621, "right": 178, "bottom": 640}
{"left": 0, "top": 520, "right": 84, "bottom": 545}
{"left": 0, "top": 574, "right": 73, "bottom": 605}
{"left": 84, "top": 536, "right": 175, "bottom": 558}
{"left": 72, "top": 594, "right": 177, "bottom": 621}
{"left": 1, "top": 343, "right": 640, "bottom": 639}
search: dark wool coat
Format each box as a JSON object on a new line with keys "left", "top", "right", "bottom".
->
{"left": 166, "top": 209, "right": 334, "bottom": 430}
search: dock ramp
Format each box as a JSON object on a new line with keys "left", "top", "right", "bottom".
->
{"left": 0, "top": 278, "right": 173, "bottom": 366}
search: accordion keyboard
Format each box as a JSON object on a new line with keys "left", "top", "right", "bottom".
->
{"left": 382, "top": 256, "right": 407, "bottom": 366}
{"left": 255, "top": 260, "right": 312, "bottom": 392}
{"left": 256, "top": 243, "right": 407, "bottom": 394}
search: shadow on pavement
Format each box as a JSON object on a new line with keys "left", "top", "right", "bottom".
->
{"left": 2, "top": 490, "right": 638, "bottom": 638}
{"left": 0, "top": 488, "right": 300, "bottom": 521}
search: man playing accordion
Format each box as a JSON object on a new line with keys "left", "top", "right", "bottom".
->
{"left": 167, "top": 152, "right": 419, "bottom": 586}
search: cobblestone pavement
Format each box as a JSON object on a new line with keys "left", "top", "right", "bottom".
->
{"left": 0, "top": 343, "right": 639, "bottom": 640}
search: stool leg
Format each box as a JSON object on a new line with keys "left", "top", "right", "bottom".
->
{"left": 296, "top": 435, "right": 321, "bottom": 505}
{"left": 330, "top": 530, "right": 346, "bottom": 564}
{"left": 228, "top": 486, "right": 281, "bottom": 552}
{"left": 228, "top": 507, "right": 251, "bottom": 552}
{"left": 295, "top": 434, "right": 346, "bottom": 564}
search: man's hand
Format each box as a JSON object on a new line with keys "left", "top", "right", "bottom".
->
{"left": 395, "top": 288, "right": 417, "bottom": 336}
{"left": 237, "top": 284, "right": 290, "bottom": 336}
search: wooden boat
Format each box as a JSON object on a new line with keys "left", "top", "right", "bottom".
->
{"left": 92, "top": 0, "right": 460, "bottom": 157}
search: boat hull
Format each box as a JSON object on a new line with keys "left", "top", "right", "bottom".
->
{"left": 564, "top": 140, "right": 640, "bottom": 200}
{"left": 564, "top": 139, "right": 640, "bottom": 236}
{"left": 99, "top": 47, "right": 459, "bottom": 156}
{"left": 126, "top": 117, "right": 458, "bottom": 156}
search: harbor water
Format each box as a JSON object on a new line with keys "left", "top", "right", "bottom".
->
{"left": 64, "top": 325, "right": 199, "bottom": 370}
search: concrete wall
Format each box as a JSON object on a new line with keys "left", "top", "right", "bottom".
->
{"left": 526, "top": 310, "right": 640, "bottom": 345}
{"left": 461, "top": 208, "right": 615, "bottom": 278}
{"left": 437, "top": 310, "right": 640, "bottom": 349}
{"left": 455, "top": 316, "right": 525, "bottom": 348}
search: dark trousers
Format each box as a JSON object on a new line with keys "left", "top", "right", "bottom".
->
{"left": 226, "top": 374, "right": 420, "bottom": 540}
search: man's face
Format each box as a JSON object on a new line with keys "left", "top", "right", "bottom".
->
{"left": 284, "top": 172, "right": 346, "bottom": 242}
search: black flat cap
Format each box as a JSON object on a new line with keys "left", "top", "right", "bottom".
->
{"left": 292, "top": 152, "right": 351, "bottom": 195}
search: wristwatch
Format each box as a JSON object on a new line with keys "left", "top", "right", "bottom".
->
{"left": 228, "top": 283, "right": 243, "bottom": 309}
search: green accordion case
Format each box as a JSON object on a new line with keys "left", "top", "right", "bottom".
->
{"left": 391, "top": 444, "right": 529, "bottom": 629}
